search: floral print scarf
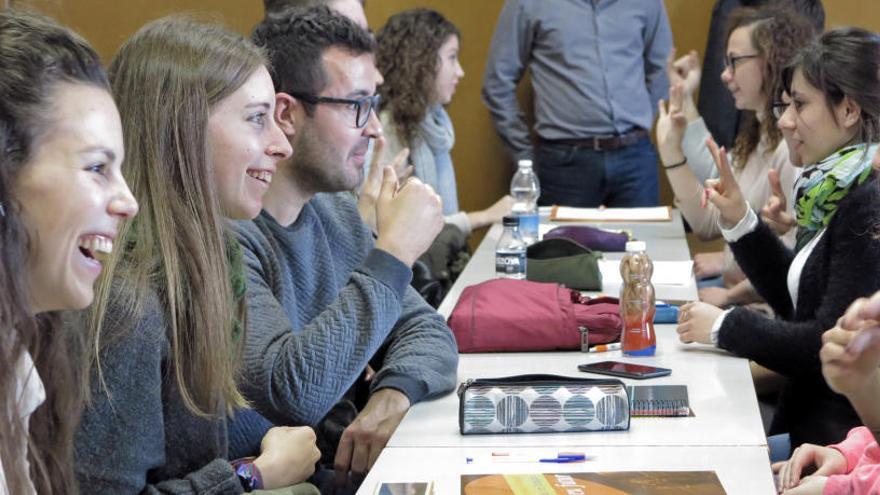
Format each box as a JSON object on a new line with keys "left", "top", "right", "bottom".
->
{"left": 794, "top": 143, "right": 876, "bottom": 251}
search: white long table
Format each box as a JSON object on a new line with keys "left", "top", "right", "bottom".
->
{"left": 362, "top": 446, "right": 775, "bottom": 495}
{"left": 388, "top": 328, "right": 766, "bottom": 449}
{"left": 362, "top": 211, "right": 775, "bottom": 494}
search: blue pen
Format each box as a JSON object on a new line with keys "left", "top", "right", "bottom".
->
{"left": 539, "top": 454, "right": 586, "bottom": 463}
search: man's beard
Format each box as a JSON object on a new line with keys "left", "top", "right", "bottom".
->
{"left": 287, "top": 125, "right": 363, "bottom": 194}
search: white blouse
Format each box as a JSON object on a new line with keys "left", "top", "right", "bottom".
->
{"left": 786, "top": 228, "right": 826, "bottom": 310}
{"left": 0, "top": 351, "right": 46, "bottom": 495}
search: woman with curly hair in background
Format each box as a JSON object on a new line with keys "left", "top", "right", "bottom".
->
{"left": 374, "top": 8, "right": 511, "bottom": 237}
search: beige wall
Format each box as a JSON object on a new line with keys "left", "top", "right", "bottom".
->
{"left": 10, "top": 0, "right": 262, "bottom": 59}
{"left": 370, "top": 0, "right": 880, "bottom": 241}
{"left": 10, "top": 0, "right": 880, "bottom": 241}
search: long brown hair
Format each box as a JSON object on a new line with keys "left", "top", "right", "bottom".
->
{"left": 0, "top": 9, "right": 109, "bottom": 494}
{"left": 84, "top": 16, "right": 266, "bottom": 416}
{"left": 375, "top": 8, "right": 460, "bottom": 147}
{"left": 725, "top": 5, "right": 815, "bottom": 165}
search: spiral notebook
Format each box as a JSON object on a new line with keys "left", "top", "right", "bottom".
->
{"left": 628, "top": 385, "right": 691, "bottom": 417}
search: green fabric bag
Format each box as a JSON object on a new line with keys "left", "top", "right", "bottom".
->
{"left": 526, "top": 237, "right": 603, "bottom": 290}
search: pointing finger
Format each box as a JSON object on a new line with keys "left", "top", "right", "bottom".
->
{"left": 370, "top": 134, "right": 386, "bottom": 166}
{"left": 388, "top": 147, "right": 410, "bottom": 176}
{"left": 670, "top": 84, "right": 683, "bottom": 111}
{"left": 706, "top": 138, "right": 735, "bottom": 184}
{"left": 768, "top": 169, "right": 785, "bottom": 204}
{"left": 666, "top": 47, "right": 677, "bottom": 78}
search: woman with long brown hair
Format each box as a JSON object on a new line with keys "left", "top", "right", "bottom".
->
{"left": 0, "top": 9, "right": 139, "bottom": 494}
{"left": 374, "top": 8, "right": 512, "bottom": 237}
{"left": 72, "top": 16, "right": 320, "bottom": 493}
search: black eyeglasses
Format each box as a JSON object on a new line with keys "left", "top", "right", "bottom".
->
{"left": 723, "top": 53, "right": 759, "bottom": 74}
{"left": 290, "top": 92, "right": 380, "bottom": 128}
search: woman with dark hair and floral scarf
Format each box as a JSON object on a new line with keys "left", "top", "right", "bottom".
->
{"left": 675, "top": 27, "right": 880, "bottom": 459}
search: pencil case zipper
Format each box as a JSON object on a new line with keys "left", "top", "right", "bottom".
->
{"left": 457, "top": 374, "right": 624, "bottom": 396}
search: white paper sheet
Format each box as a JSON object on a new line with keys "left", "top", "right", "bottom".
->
{"left": 599, "top": 260, "right": 694, "bottom": 288}
{"left": 552, "top": 206, "right": 672, "bottom": 222}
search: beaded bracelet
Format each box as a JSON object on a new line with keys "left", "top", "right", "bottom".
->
{"left": 663, "top": 157, "right": 688, "bottom": 170}
{"left": 231, "top": 457, "right": 264, "bottom": 492}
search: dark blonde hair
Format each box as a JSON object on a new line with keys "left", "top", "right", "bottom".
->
{"left": 725, "top": 5, "right": 816, "bottom": 166}
{"left": 0, "top": 9, "right": 109, "bottom": 495}
{"left": 376, "top": 9, "right": 460, "bottom": 147}
{"left": 86, "top": 16, "right": 267, "bottom": 417}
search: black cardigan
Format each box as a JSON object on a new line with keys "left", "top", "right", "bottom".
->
{"left": 720, "top": 175, "right": 880, "bottom": 448}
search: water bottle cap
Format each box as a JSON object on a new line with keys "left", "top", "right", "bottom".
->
{"left": 502, "top": 216, "right": 519, "bottom": 227}
{"left": 625, "top": 241, "right": 646, "bottom": 252}
{"left": 517, "top": 159, "right": 533, "bottom": 168}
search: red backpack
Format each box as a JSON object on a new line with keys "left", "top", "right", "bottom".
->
{"left": 447, "top": 279, "right": 622, "bottom": 353}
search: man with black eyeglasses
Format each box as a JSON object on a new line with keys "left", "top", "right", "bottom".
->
{"left": 228, "top": 5, "right": 458, "bottom": 491}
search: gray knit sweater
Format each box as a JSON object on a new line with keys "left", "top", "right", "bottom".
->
{"left": 72, "top": 290, "right": 243, "bottom": 494}
{"left": 228, "top": 192, "right": 458, "bottom": 455}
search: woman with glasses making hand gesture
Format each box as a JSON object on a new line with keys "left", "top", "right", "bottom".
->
{"left": 656, "top": 5, "right": 813, "bottom": 309}
{"left": 676, "top": 27, "right": 880, "bottom": 462}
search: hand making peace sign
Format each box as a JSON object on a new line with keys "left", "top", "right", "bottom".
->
{"left": 703, "top": 137, "right": 749, "bottom": 228}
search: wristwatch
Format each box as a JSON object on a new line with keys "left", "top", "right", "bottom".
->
{"left": 232, "top": 459, "right": 263, "bottom": 492}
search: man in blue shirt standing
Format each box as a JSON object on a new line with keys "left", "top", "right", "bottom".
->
{"left": 482, "top": 0, "right": 673, "bottom": 207}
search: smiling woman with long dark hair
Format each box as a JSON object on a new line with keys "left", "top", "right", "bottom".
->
{"left": 0, "top": 9, "right": 138, "bottom": 494}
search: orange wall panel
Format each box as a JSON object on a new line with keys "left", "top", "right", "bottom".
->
{"left": 9, "top": 0, "right": 880, "bottom": 229}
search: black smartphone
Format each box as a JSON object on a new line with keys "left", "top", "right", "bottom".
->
{"left": 577, "top": 360, "right": 671, "bottom": 379}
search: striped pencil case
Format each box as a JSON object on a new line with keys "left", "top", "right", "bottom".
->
{"left": 458, "top": 374, "right": 630, "bottom": 434}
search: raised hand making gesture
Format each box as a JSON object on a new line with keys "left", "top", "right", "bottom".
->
{"left": 761, "top": 168, "right": 796, "bottom": 236}
{"left": 666, "top": 48, "right": 702, "bottom": 100}
{"left": 656, "top": 83, "right": 689, "bottom": 164}
{"left": 357, "top": 135, "right": 411, "bottom": 233}
{"left": 703, "top": 137, "right": 748, "bottom": 228}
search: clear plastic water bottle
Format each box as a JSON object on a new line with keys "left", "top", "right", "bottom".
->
{"left": 619, "top": 241, "right": 656, "bottom": 356}
{"left": 510, "top": 159, "right": 540, "bottom": 245}
{"left": 495, "top": 216, "right": 527, "bottom": 279}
